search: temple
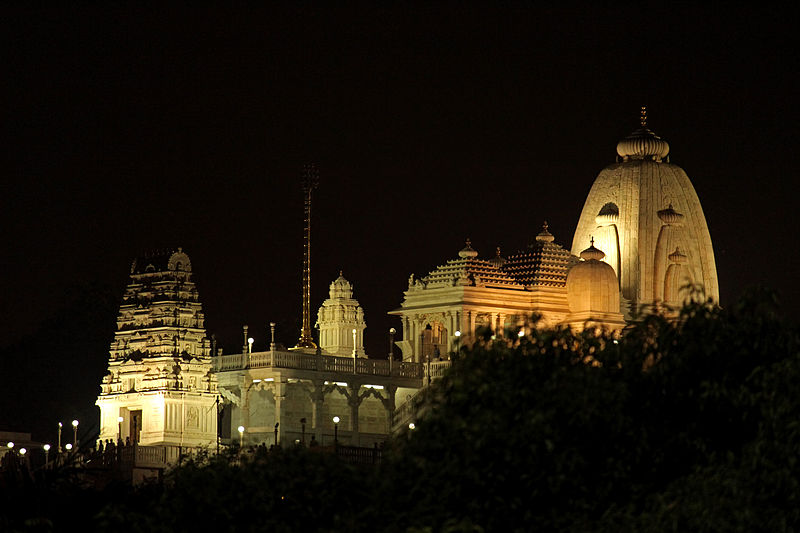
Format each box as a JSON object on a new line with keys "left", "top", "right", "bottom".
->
{"left": 95, "top": 249, "right": 218, "bottom": 457}
{"left": 96, "top": 112, "right": 718, "bottom": 455}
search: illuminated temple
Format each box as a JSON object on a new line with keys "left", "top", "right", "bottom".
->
{"left": 96, "top": 112, "right": 718, "bottom": 454}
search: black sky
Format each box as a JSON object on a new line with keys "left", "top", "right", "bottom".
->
{"left": 2, "top": 4, "right": 798, "bottom": 441}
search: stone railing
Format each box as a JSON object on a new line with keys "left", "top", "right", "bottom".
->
{"left": 213, "top": 350, "right": 423, "bottom": 379}
{"left": 424, "top": 360, "right": 452, "bottom": 380}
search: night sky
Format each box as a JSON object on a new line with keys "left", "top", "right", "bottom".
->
{"left": 2, "top": 5, "right": 798, "bottom": 442}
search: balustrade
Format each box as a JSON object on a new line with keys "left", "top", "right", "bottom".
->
{"left": 212, "top": 350, "right": 423, "bottom": 379}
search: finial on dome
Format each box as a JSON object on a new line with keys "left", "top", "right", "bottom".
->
{"left": 616, "top": 107, "right": 669, "bottom": 161}
{"left": 536, "top": 221, "right": 555, "bottom": 243}
{"left": 657, "top": 203, "right": 685, "bottom": 225}
{"left": 668, "top": 247, "right": 688, "bottom": 263}
{"left": 580, "top": 237, "right": 606, "bottom": 261}
{"left": 489, "top": 246, "right": 506, "bottom": 268}
{"left": 339, "top": 270, "right": 343, "bottom": 277}
{"left": 458, "top": 238, "right": 478, "bottom": 259}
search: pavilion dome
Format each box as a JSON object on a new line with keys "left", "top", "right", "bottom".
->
{"left": 567, "top": 241, "right": 619, "bottom": 314}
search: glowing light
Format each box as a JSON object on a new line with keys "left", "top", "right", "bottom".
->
{"left": 518, "top": 330, "right": 525, "bottom": 338}
{"left": 43, "top": 444, "right": 51, "bottom": 451}
{"left": 237, "top": 426, "right": 245, "bottom": 434}
{"left": 408, "top": 423, "right": 415, "bottom": 430}
{"left": 332, "top": 416, "right": 340, "bottom": 424}
{"left": 117, "top": 416, "right": 124, "bottom": 423}
{"left": 454, "top": 331, "right": 461, "bottom": 337}
{"left": 19, "top": 448, "right": 26, "bottom": 455}
{"left": 6, "top": 442, "right": 13, "bottom": 449}
{"left": 71, "top": 420, "right": 79, "bottom": 428}
{"left": 252, "top": 379, "right": 262, "bottom": 383}
{"left": 363, "top": 384, "right": 384, "bottom": 389}
{"left": 248, "top": 337, "right": 254, "bottom": 345}
{"left": 65, "top": 443, "right": 73, "bottom": 451}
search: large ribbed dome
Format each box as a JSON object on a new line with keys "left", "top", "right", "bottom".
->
{"left": 572, "top": 110, "right": 719, "bottom": 312}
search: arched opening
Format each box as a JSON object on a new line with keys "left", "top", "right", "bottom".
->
{"left": 420, "top": 322, "right": 448, "bottom": 361}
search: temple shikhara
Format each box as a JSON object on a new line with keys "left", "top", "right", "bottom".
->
{"left": 96, "top": 111, "right": 719, "bottom": 462}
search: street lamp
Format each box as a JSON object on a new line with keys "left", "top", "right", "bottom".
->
{"left": 247, "top": 337, "right": 254, "bottom": 354}
{"left": 19, "top": 448, "right": 26, "bottom": 456}
{"left": 332, "top": 416, "right": 340, "bottom": 445}
{"left": 57, "top": 422, "right": 62, "bottom": 453}
{"left": 388, "top": 327, "right": 396, "bottom": 372}
{"left": 118, "top": 416, "right": 124, "bottom": 443}
{"left": 43, "top": 444, "right": 51, "bottom": 464}
{"left": 408, "top": 423, "right": 415, "bottom": 430}
{"left": 237, "top": 425, "right": 245, "bottom": 447}
{"left": 72, "top": 420, "right": 79, "bottom": 448}
{"left": 6, "top": 442, "right": 13, "bottom": 450}
{"left": 65, "top": 443, "right": 73, "bottom": 451}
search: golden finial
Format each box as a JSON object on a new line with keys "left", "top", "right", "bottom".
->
{"left": 542, "top": 220, "right": 549, "bottom": 231}
{"left": 640, "top": 106, "right": 647, "bottom": 127}
{"left": 496, "top": 246, "right": 501, "bottom": 257}
{"left": 466, "top": 238, "right": 472, "bottom": 248}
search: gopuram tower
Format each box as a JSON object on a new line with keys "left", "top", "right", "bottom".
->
{"left": 572, "top": 108, "right": 719, "bottom": 314}
{"left": 96, "top": 248, "right": 218, "bottom": 450}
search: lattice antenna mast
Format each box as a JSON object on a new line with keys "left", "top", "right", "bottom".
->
{"left": 295, "top": 163, "right": 319, "bottom": 349}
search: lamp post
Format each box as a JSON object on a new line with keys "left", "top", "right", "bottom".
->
{"left": 43, "top": 444, "right": 51, "bottom": 465}
{"left": 332, "top": 416, "right": 340, "bottom": 445}
{"left": 72, "top": 420, "right": 79, "bottom": 449}
{"left": 19, "top": 448, "right": 26, "bottom": 457}
{"left": 117, "top": 416, "right": 124, "bottom": 443}
{"left": 388, "top": 327, "right": 396, "bottom": 373}
{"left": 65, "top": 443, "right": 73, "bottom": 452}
{"left": 6, "top": 442, "right": 13, "bottom": 451}
{"left": 270, "top": 322, "right": 276, "bottom": 351}
{"left": 237, "top": 425, "right": 245, "bottom": 448}
{"left": 248, "top": 337, "right": 254, "bottom": 354}
{"left": 57, "top": 422, "right": 62, "bottom": 453}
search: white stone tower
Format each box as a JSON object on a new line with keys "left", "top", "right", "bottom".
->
{"left": 96, "top": 248, "right": 218, "bottom": 449}
{"left": 315, "top": 272, "right": 366, "bottom": 357}
{"left": 572, "top": 108, "right": 719, "bottom": 314}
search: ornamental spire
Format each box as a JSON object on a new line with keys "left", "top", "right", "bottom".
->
{"left": 640, "top": 105, "right": 647, "bottom": 127}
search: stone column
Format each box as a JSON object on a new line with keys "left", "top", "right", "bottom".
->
{"left": 273, "top": 380, "right": 286, "bottom": 446}
{"left": 347, "top": 383, "right": 361, "bottom": 446}
{"left": 310, "top": 380, "right": 325, "bottom": 443}
{"left": 385, "top": 385, "right": 397, "bottom": 433}
{"left": 240, "top": 378, "right": 251, "bottom": 432}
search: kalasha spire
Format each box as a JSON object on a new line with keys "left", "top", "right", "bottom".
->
{"left": 295, "top": 163, "right": 319, "bottom": 349}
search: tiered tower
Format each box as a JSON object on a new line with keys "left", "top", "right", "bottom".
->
{"left": 96, "top": 248, "right": 218, "bottom": 449}
{"left": 315, "top": 272, "right": 367, "bottom": 357}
